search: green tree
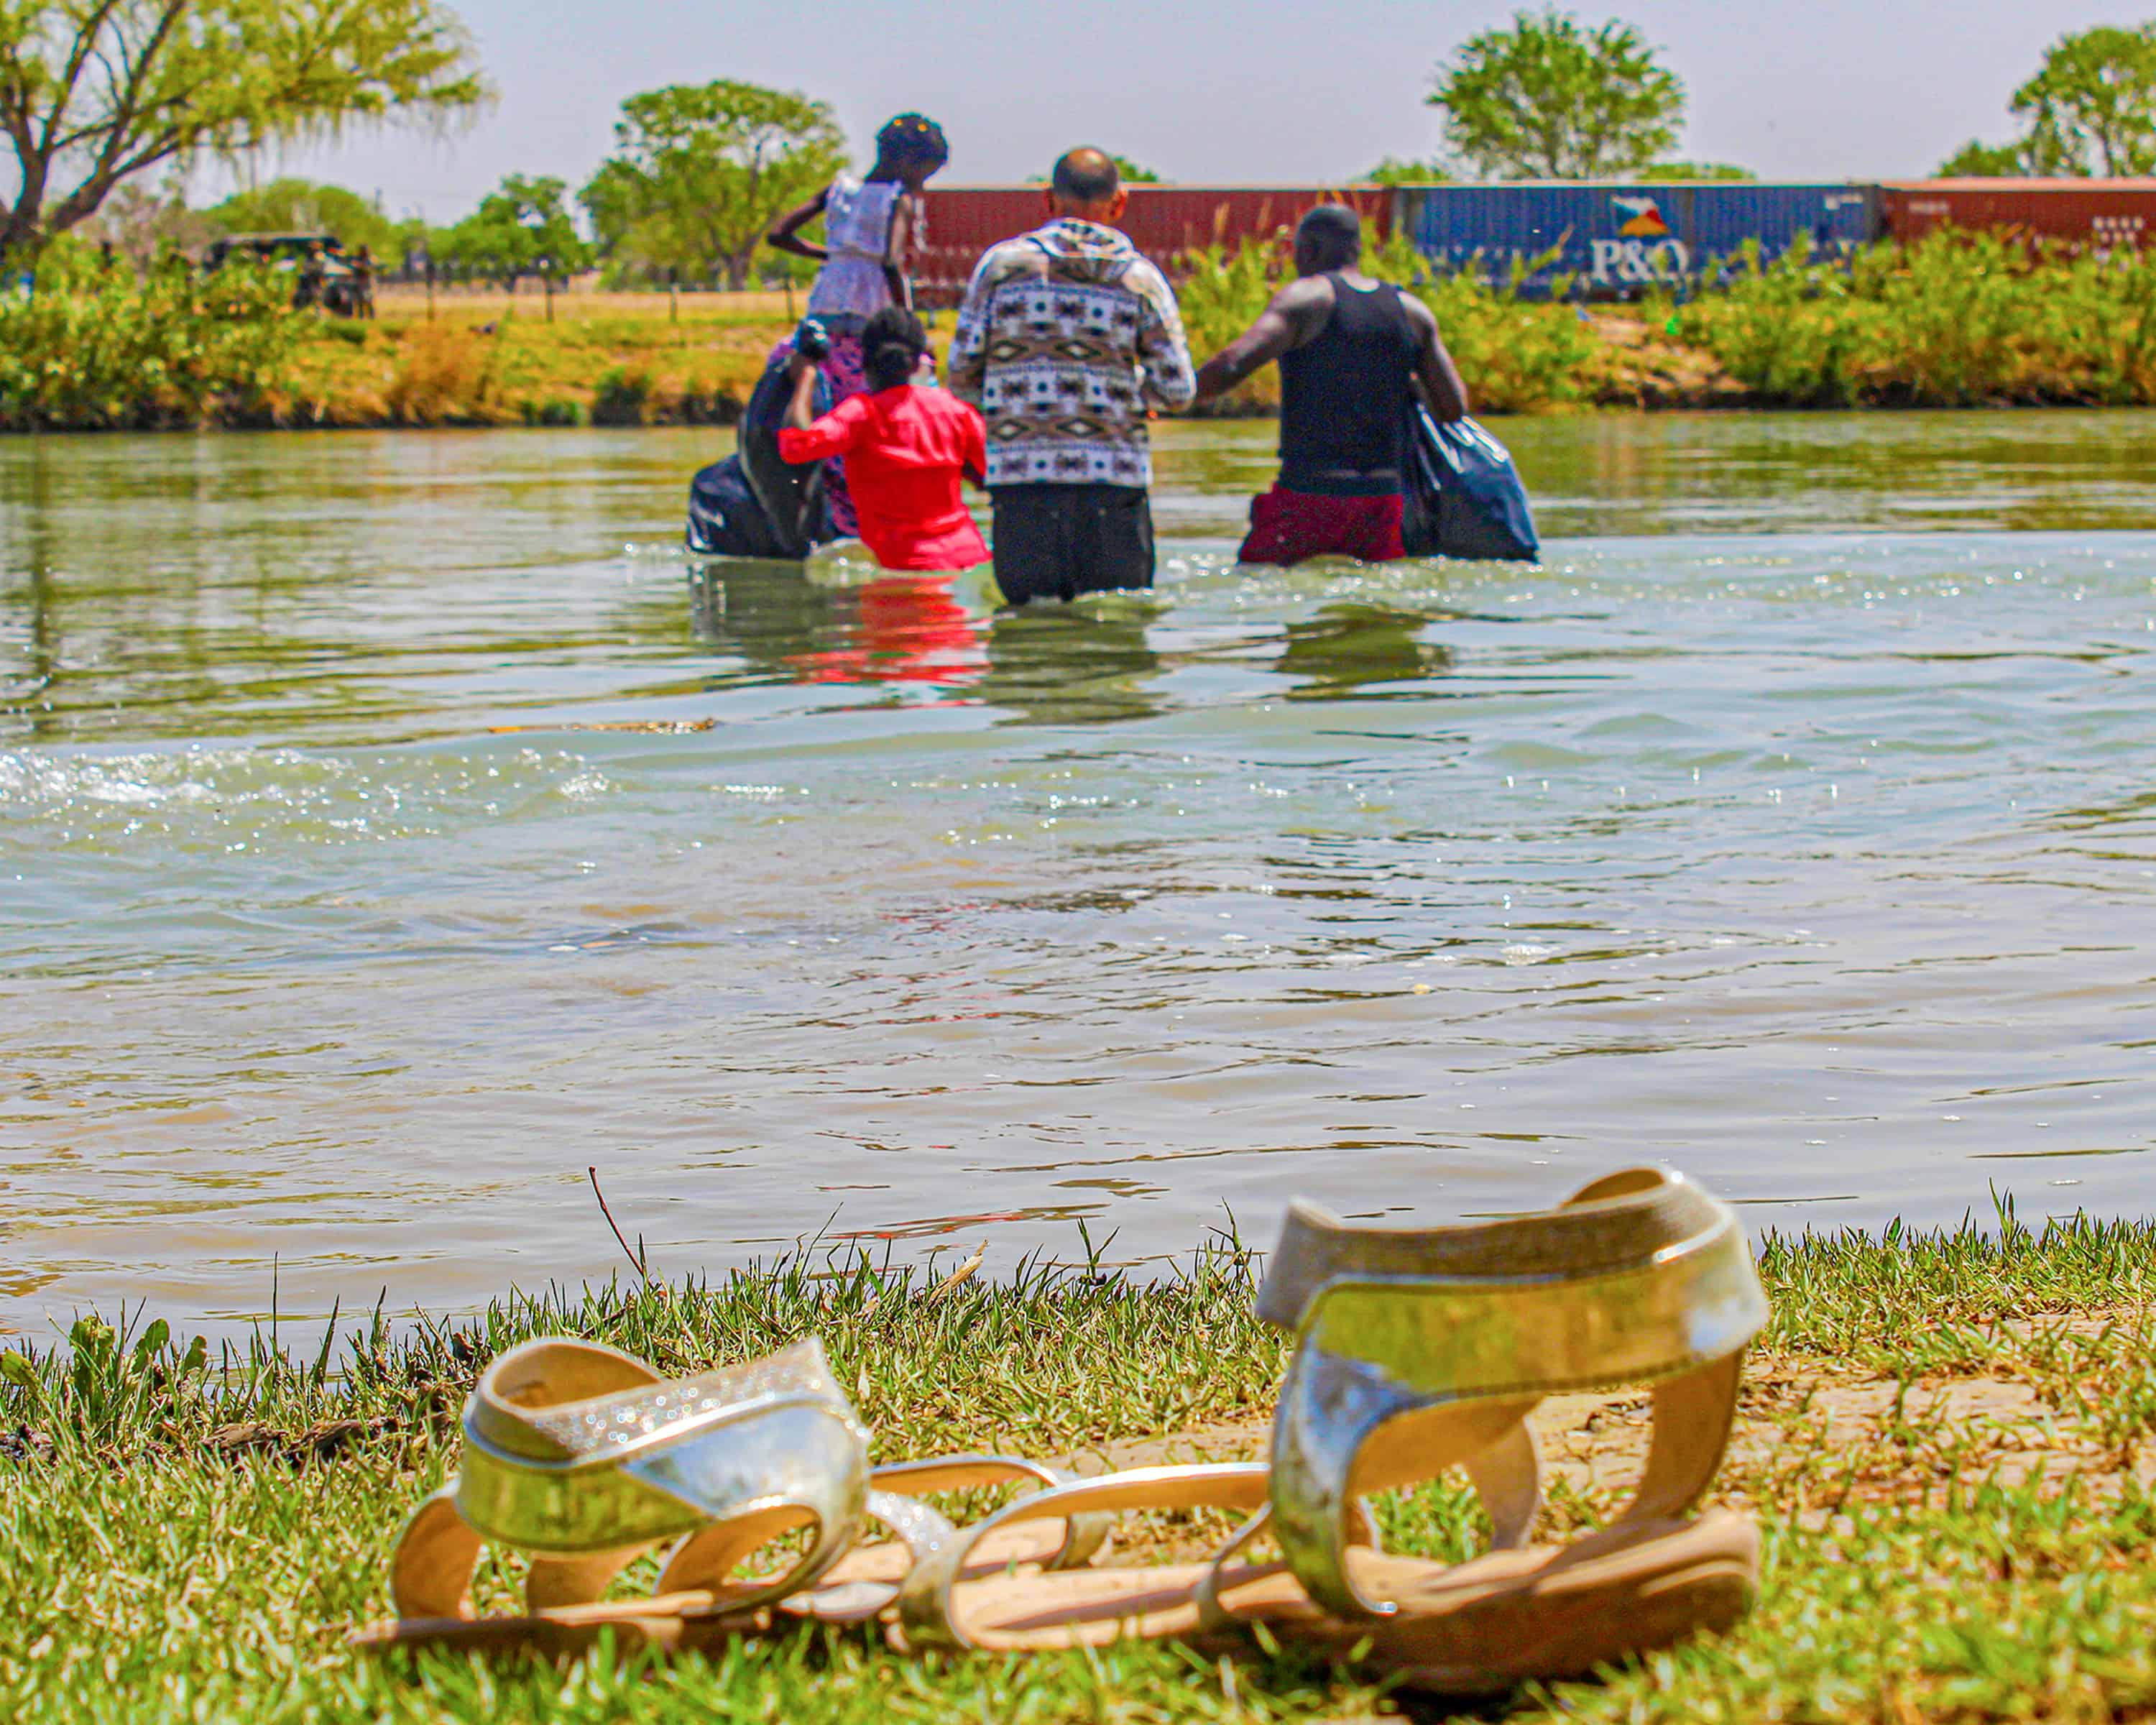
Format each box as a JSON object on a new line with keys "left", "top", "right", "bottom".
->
{"left": 1932, "top": 134, "right": 2081, "bottom": 176}
{"left": 208, "top": 178, "right": 400, "bottom": 256}
{"left": 581, "top": 80, "right": 844, "bottom": 290}
{"left": 1428, "top": 8, "right": 1683, "bottom": 180}
{"left": 1025, "top": 154, "right": 1168, "bottom": 185}
{"left": 1940, "top": 24, "right": 2156, "bottom": 177}
{"left": 2010, "top": 23, "right": 2156, "bottom": 175}
{"left": 0, "top": 1, "right": 488, "bottom": 259}
{"left": 1637, "top": 160, "right": 1755, "bottom": 181}
{"left": 437, "top": 175, "right": 589, "bottom": 290}
{"left": 1363, "top": 157, "right": 1453, "bottom": 185}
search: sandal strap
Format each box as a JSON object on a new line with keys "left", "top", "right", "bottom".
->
{"left": 897, "top": 1462, "right": 1269, "bottom": 1649}
{"left": 656, "top": 1453, "right": 1105, "bottom": 1619}
{"left": 391, "top": 1335, "right": 870, "bottom": 1620}
{"left": 868, "top": 1453, "right": 1113, "bottom": 1571}
{"left": 1260, "top": 1166, "right": 1766, "bottom": 1620}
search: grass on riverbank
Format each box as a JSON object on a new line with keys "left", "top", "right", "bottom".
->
{"left": 276, "top": 301, "right": 785, "bottom": 428}
{"left": 14, "top": 229, "right": 2156, "bottom": 433}
{"left": 4, "top": 1204, "right": 2155, "bottom": 1722}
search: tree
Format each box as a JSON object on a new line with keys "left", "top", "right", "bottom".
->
{"left": 0, "top": 1, "right": 489, "bottom": 259}
{"left": 1427, "top": 8, "right": 1683, "bottom": 180}
{"left": 580, "top": 80, "right": 844, "bottom": 290}
{"left": 436, "top": 175, "right": 589, "bottom": 290}
{"left": 1935, "top": 139, "right": 2036, "bottom": 176}
{"left": 1939, "top": 24, "right": 2156, "bottom": 177}
{"left": 208, "top": 178, "right": 400, "bottom": 255}
{"left": 1636, "top": 160, "right": 1754, "bottom": 181}
{"left": 1363, "top": 157, "right": 1453, "bottom": 185}
{"left": 2010, "top": 24, "right": 2156, "bottom": 176}
{"left": 1026, "top": 153, "right": 1168, "bottom": 185}
{"left": 78, "top": 175, "right": 213, "bottom": 268}
{"left": 1932, "top": 134, "right": 2080, "bottom": 176}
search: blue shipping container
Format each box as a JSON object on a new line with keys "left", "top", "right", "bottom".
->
{"left": 1404, "top": 183, "right": 1879, "bottom": 293}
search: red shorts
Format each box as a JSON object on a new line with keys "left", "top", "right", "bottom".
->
{"left": 1238, "top": 486, "right": 1406, "bottom": 566}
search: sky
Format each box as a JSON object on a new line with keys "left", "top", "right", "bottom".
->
{"left": 246, "top": 0, "right": 2122, "bottom": 221}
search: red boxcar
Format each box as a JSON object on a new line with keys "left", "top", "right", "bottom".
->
{"left": 916, "top": 185, "right": 1395, "bottom": 305}
{"left": 1879, "top": 179, "right": 2156, "bottom": 249}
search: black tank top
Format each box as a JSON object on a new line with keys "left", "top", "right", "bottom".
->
{"left": 1278, "top": 275, "right": 1417, "bottom": 495}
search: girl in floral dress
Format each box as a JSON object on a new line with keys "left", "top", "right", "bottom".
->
{"left": 765, "top": 114, "right": 950, "bottom": 537}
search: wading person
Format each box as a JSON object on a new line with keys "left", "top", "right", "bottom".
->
{"left": 765, "top": 114, "right": 951, "bottom": 537}
{"left": 1190, "top": 205, "right": 1468, "bottom": 566}
{"left": 778, "top": 305, "right": 989, "bottom": 572}
{"left": 948, "top": 148, "right": 1194, "bottom": 605}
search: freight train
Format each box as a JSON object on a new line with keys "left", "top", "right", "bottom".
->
{"left": 916, "top": 178, "right": 2156, "bottom": 303}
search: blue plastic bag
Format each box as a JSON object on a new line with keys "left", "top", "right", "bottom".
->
{"left": 1401, "top": 407, "right": 1540, "bottom": 563}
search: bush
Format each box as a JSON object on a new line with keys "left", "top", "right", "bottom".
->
{"left": 1676, "top": 230, "right": 2156, "bottom": 407}
{"left": 1176, "top": 233, "right": 1602, "bottom": 415}
{"left": 0, "top": 240, "right": 298, "bottom": 429}
{"left": 590, "top": 364, "right": 655, "bottom": 425}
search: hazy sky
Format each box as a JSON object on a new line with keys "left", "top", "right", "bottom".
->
{"left": 257, "top": 1, "right": 2118, "bottom": 219}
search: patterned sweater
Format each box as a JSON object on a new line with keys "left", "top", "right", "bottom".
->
{"left": 948, "top": 218, "right": 1195, "bottom": 489}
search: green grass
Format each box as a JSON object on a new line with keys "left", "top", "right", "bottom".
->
{"left": 4, "top": 1210, "right": 2155, "bottom": 1721}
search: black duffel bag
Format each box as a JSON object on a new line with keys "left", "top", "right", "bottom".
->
{"left": 684, "top": 351, "right": 833, "bottom": 559}
{"left": 686, "top": 454, "right": 793, "bottom": 558}
{"left": 1401, "top": 404, "right": 1541, "bottom": 564}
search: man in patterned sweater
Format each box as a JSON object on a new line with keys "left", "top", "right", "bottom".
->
{"left": 949, "top": 148, "right": 1195, "bottom": 604}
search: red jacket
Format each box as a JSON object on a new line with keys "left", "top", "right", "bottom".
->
{"left": 778, "top": 385, "right": 990, "bottom": 571}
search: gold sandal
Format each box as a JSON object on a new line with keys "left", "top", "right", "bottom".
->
{"left": 897, "top": 1167, "right": 1769, "bottom": 1691}
{"left": 356, "top": 1335, "right": 1104, "bottom": 1656}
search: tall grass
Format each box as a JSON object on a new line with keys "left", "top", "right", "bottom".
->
{"left": 1674, "top": 229, "right": 2156, "bottom": 407}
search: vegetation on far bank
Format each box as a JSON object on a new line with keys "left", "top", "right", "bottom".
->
{"left": 2, "top": 1205, "right": 2154, "bottom": 1721}
{"left": 6, "top": 229, "right": 2156, "bottom": 433}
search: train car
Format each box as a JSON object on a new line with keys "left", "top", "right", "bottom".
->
{"left": 1401, "top": 182, "right": 1876, "bottom": 294}
{"left": 1879, "top": 179, "right": 2156, "bottom": 249}
{"left": 916, "top": 185, "right": 1393, "bottom": 305}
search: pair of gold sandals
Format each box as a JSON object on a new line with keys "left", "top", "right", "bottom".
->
{"left": 357, "top": 1167, "right": 1769, "bottom": 1691}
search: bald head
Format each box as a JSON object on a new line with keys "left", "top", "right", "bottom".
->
{"left": 1294, "top": 205, "right": 1363, "bottom": 276}
{"left": 1050, "top": 147, "right": 1122, "bottom": 215}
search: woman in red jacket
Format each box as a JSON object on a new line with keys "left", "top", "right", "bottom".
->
{"left": 777, "top": 306, "right": 990, "bottom": 572}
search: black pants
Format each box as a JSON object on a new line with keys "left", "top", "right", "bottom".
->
{"left": 990, "top": 484, "right": 1154, "bottom": 604}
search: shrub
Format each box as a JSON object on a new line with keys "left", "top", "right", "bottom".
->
{"left": 590, "top": 364, "right": 654, "bottom": 425}
{"left": 1176, "top": 232, "right": 1602, "bottom": 415}
{"left": 1677, "top": 230, "right": 2156, "bottom": 407}
{"left": 0, "top": 240, "right": 297, "bottom": 429}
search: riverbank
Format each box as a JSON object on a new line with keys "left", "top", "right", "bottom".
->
{"left": 4, "top": 1211, "right": 2152, "bottom": 1722}
{"left": 249, "top": 295, "right": 1739, "bottom": 430}
{"left": 6, "top": 230, "right": 2155, "bottom": 432}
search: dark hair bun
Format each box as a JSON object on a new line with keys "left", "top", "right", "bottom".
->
{"left": 876, "top": 113, "right": 949, "bottom": 170}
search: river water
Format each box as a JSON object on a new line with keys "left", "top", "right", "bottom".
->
{"left": 4, "top": 413, "right": 2155, "bottom": 1335}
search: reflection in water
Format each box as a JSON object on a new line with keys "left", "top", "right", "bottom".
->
{"left": 1277, "top": 603, "right": 1455, "bottom": 699}
{"left": 8, "top": 415, "right": 2156, "bottom": 1333}
{"left": 977, "top": 602, "right": 1164, "bottom": 725}
{"left": 691, "top": 558, "right": 1167, "bottom": 724}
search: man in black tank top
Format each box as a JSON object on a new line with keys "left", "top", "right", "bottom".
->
{"left": 1191, "top": 206, "right": 1468, "bottom": 566}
